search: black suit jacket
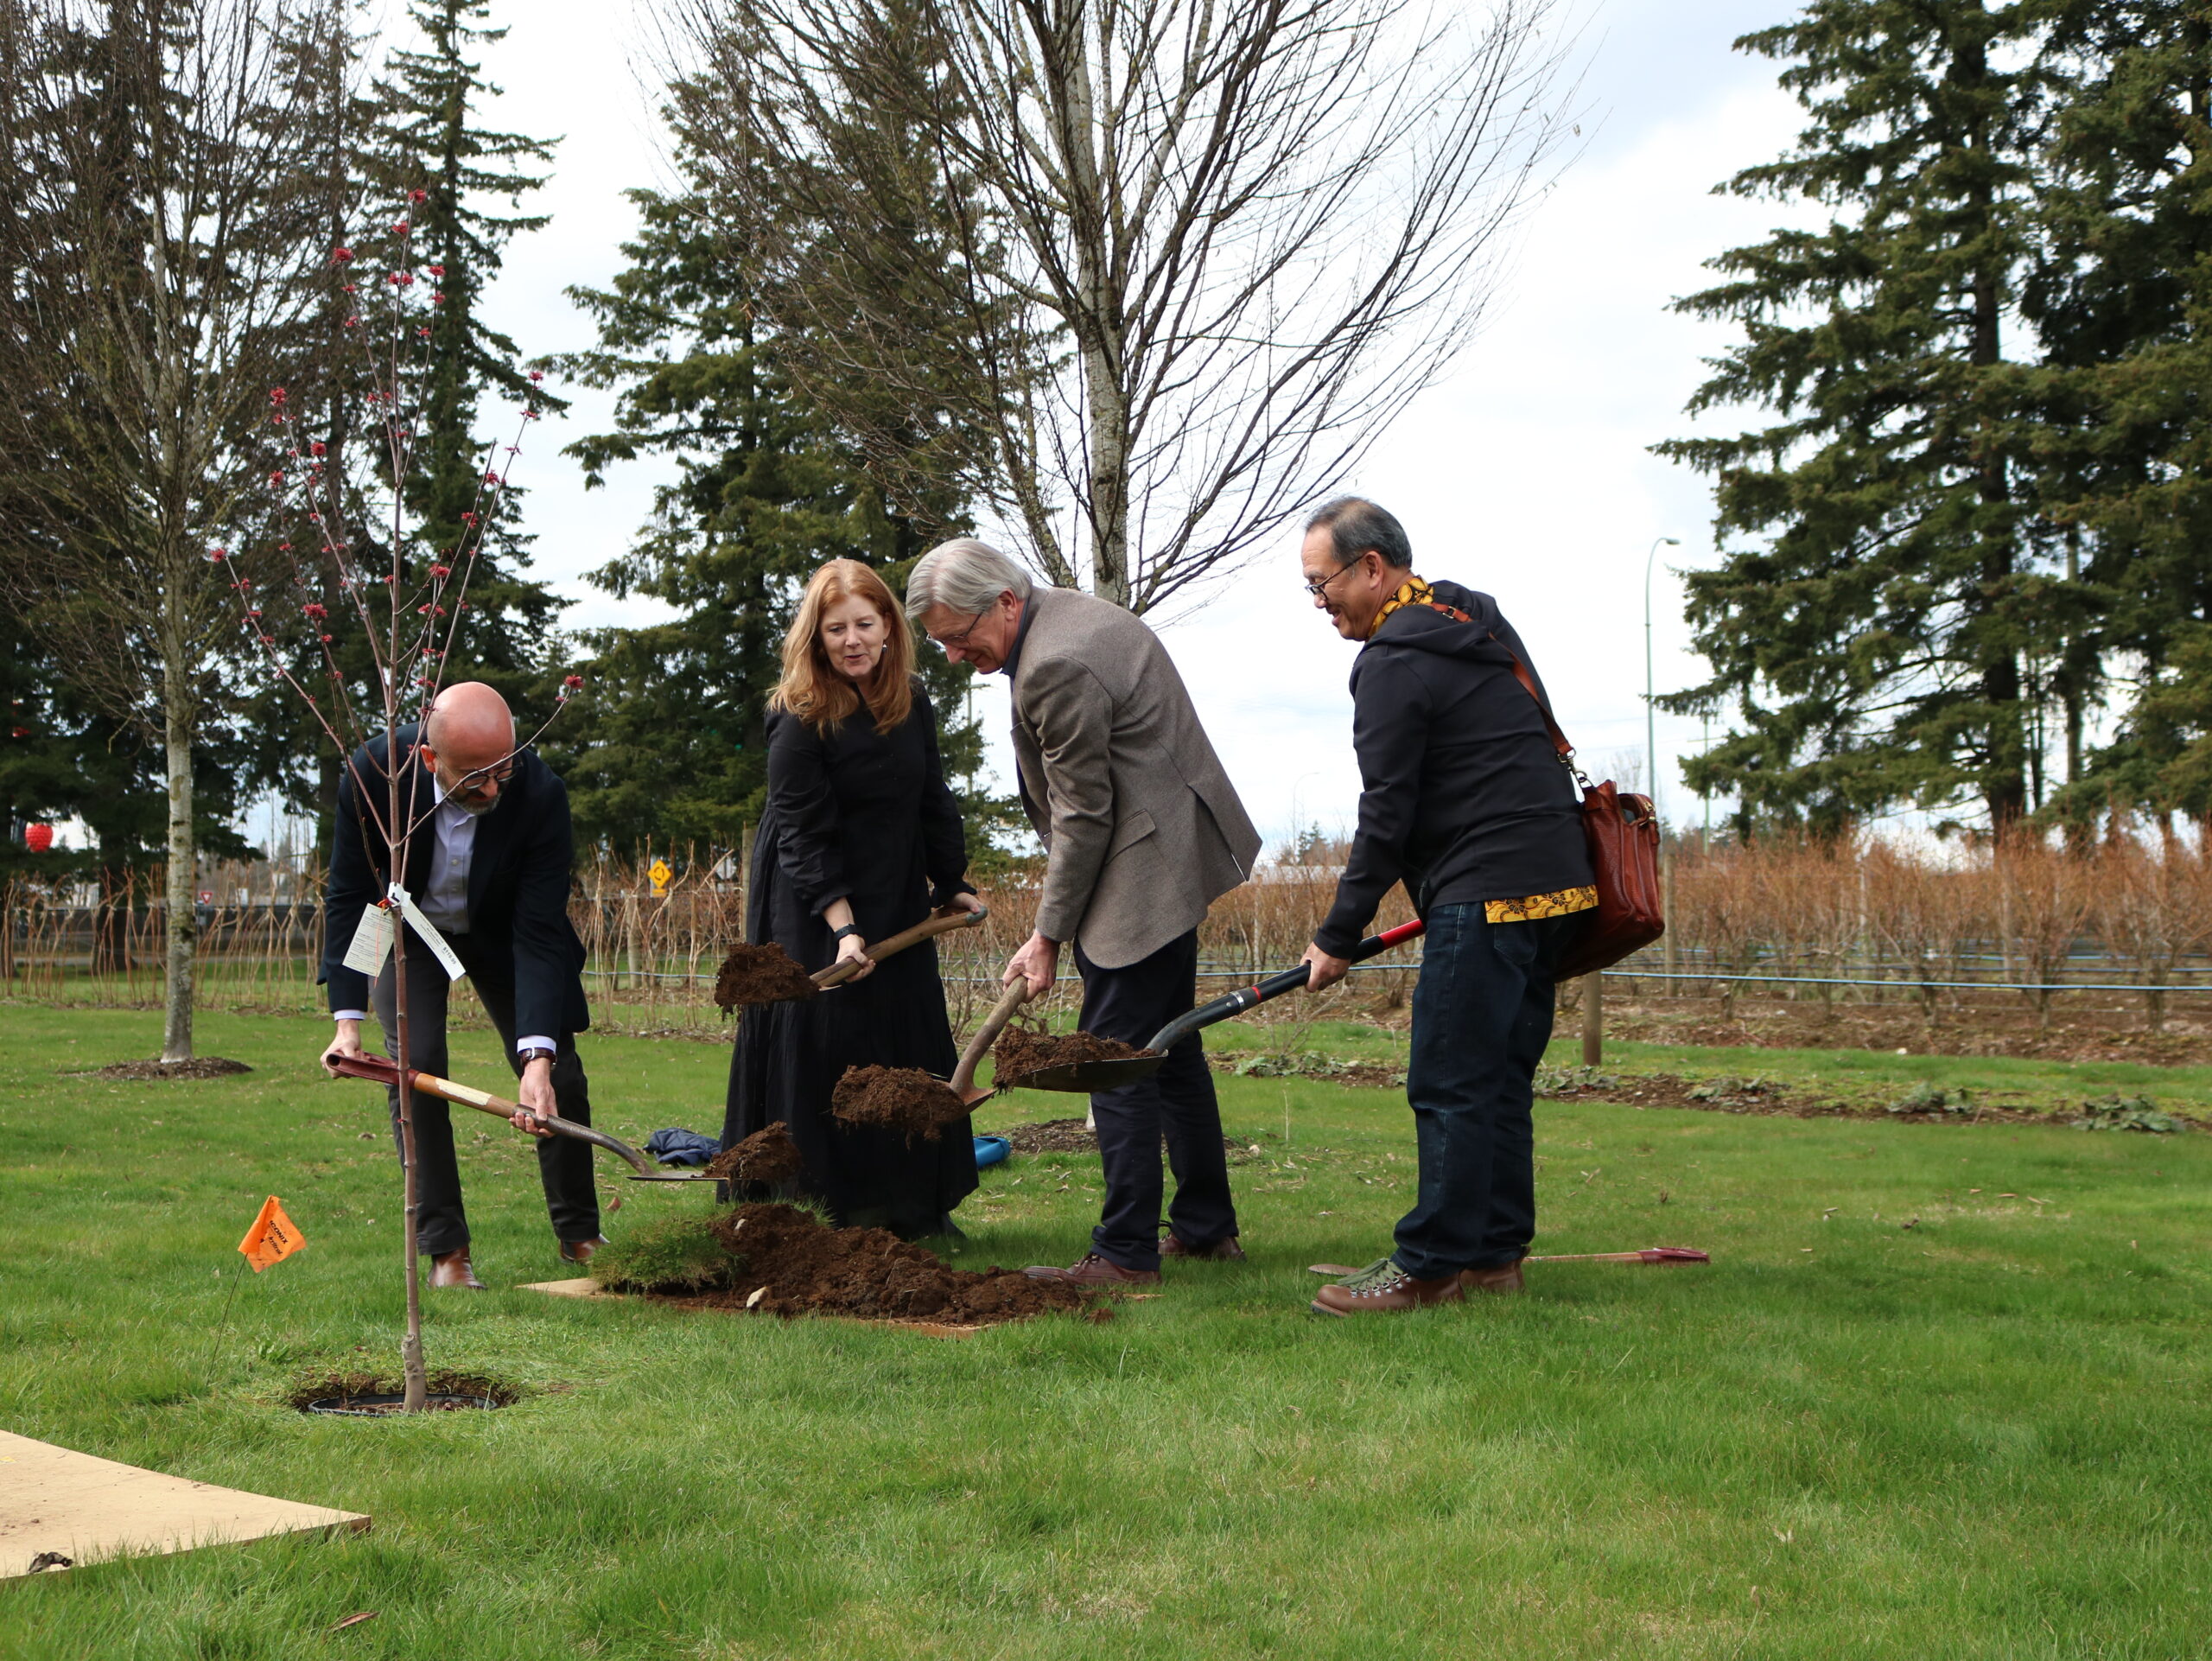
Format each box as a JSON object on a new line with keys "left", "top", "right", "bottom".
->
{"left": 319, "top": 724, "right": 591, "bottom": 1039}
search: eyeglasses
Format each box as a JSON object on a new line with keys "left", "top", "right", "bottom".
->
{"left": 931, "top": 608, "right": 990, "bottom": 653}
{"left": 1302, "top": 552, "right": 1371, "bottom": 600}
{"left": 453, "top": 760, "right": 517, "bottom": 795}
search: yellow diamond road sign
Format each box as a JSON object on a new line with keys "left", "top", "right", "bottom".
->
{"left": 649, "top": 858, "right": 671, "bottom": 896}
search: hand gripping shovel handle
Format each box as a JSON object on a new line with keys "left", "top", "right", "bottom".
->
{"left": 1140, "top": 920, "right": 1427, "bottom": 1052}
{"left": 326, "top": 1051, "right": 664, "bottom": 1178}
{"left": 812, "top": 904, "right": 988, "bottom": 990}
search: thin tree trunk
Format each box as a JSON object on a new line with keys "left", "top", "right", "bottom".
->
{"left": 160, "top": 646, "right": 196, "bottom": 1063}
{"left": 392, "top": 926, "right": 427, "bottom": 1412}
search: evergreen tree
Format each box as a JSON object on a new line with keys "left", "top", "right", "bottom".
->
{"left": 2026, "top": 3, "right": 2212, "bottom": 821}
{"left": 1657, "top": 0, "right": 2057, "bottom": 836}
{"left": 542, "top": 163, "right": 1012, "bottom": 862}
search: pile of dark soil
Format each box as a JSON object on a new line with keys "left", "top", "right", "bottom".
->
{"left": 691, "top": 1203, "right": 1084, "bottom": 1325}
{"left": 831, "top": 1066, "right": 969, "bottom": 1137}
{"left": 286, "top": 1369, "right": 519, "bottom": 1410}
{"left": 993, "top": 1028, "right": 1155, "bottom": 1085}
{"left": 703, "top": 1122, "right": 806, "bottom": 1184}
{"left": 89, "top": 1056, "right": 251, "bottom": 1082}
{"left": 712, "top": 944, "right": 817, "bottom": 1011}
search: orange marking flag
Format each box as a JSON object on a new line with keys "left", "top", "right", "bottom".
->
{"left": 237, "top": 1196, "right": 305, "bottom": 1273}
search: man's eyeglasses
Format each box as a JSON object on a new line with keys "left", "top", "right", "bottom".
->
{"left": 931, "top": 608, "right": 990, "bottom": 653}
{"left": 453, "top": 760, "right": 517, "bottom": 795}
{"left": 1303, "top": 552, "right": 1371, "bottom": 600}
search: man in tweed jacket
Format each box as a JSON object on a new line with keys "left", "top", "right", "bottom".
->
{"left": 908, "top": 538, "right": 1261, "bottom": 1285}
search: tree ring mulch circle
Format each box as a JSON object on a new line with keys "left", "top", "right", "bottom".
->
{"left": 86, "top": 1057, "right": 252, "bottom": 1082}
{"left": 303, "top": 1393, "right": 499, "bottom": 1416}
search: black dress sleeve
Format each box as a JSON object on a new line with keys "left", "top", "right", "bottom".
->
{"left": 764, "top": 708, "right": 850, "bottom": 916}
{"left": 913, "top": 684, "right": 975, "bottom": 907}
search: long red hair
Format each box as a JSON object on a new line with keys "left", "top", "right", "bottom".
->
{"left": 771, "top": 559, "right": 917, "bottom": 735}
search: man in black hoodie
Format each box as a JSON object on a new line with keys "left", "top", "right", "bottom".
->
{"left": 1296, "top": 498, "right": 1593, "bottom": 1315}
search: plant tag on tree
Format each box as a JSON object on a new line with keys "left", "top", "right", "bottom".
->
{"left": 341, "top": 902, "right": 394, "bottom": 976}
{"left": 387, "top": 882, "right": 467, "bottom": 981}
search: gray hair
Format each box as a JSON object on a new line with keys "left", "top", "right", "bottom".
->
{"left": 1306, "top": 496, "right": 1413, "bottom": 573}
{"left": 905, "top": 537, "right": 1034, "bottom": 621}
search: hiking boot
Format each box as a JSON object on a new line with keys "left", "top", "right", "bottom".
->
{"left": 1310, "top": 1257, "right": 1462, "bottom": 1316}
{"left": 1459, "top": 1261, "right": 1526, "bottom": 1295}
{"left": 1023, "top": 1251, "right": 1161, "bottom": 1287}
{"left": 1161, "top": 1233, "right": 1245, "bottom": 1262}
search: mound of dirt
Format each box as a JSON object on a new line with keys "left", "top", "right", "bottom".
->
{"left": 712, "top": 944, "right": 817, "bottom": 1011}
{"left": 703, "top": 1122, "right": 805, "bottom": 1184}
{"left": 693, "top": 1203, "right": 1085, "bottom": 1325}
{"left": 90, "top": 1057, "right": 252, "bottom": 1082}
{"left": 831, "top": 1065, "right": 969, "bottom": 1137}
{"left": 993, "top": 1028, "right": 1155, "bottom": 1085}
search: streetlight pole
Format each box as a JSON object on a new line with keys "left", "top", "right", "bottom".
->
{"left": 1644, "top": 535, "right": 1681, "bottom": 818}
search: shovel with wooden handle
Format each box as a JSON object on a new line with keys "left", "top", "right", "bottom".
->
{"left": 948, "top": 980, "right": 1033, "bottom": 1105}
{"left": 326, "top": 1052, "right": 709, "bottom": 1182}
{"left": 808, "top": 904, "right": 988, "bottom": 991}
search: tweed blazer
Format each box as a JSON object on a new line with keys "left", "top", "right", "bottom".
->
{"left": 1009, "top": 586, "right": 1261, "bottom": 968}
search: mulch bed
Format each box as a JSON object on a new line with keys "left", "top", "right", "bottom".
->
{"left": 712, "top": 944, "right": 817, "bottom": 1011}
{"left": 1541, "top": 1070, "right": 2052, "bottom": 1125}
{"left": 286, "top": 1369, "right": 519, "bottom": 1410}
{"left": 702, "top": 1122, "right": 806, "bottom": 1185}
{"left": 87, "top": 1057, "right": 252, "bottom": 1082}
{"left": 1000, "top": 1118, "right": 1261, "bottom": 1158}
{"left": 1599, "top": 998, "right": 2212, "bottom": 1066}
{"left": 654, "top": 1203, "right": 1086, "bottom": 1326}
{"left": 830, "top": 1065, "right": 970, "bottom": 1138}
{"left": 993, "top": 1028, "right": 1154, "bottom": 1085}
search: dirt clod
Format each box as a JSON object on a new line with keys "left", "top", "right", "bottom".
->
{"left": 88, "top": 1056, "right": 252, "bottom": 1082}
{"left": 993, "top": 1029, "right": 1154, "bottom": 1085}
{"left": 703, "top": 1122, "right": 806, "bottom": 1184}
{"left": 712, "top": 944, "right": 817, "bottom": 1011}
{"left": 690, "top": 1202, "right": 1086, "bottom": 1325}
{"left": 830, "top": 1065, "right": 969, "bottom": 1138}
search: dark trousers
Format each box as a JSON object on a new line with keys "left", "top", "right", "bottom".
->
{"left": 371, "top": 933, "right": 601, "bottom": 1257}
{"left": 1076, "top": 930, "right": 1238, "bottom": 1272}
{"left": 1393, "top": 903, "right": 1580, "bottom": 1279}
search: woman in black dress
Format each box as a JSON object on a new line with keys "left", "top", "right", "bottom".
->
{"left": 720, "top": 557, "right": 982, "bottom": 1238}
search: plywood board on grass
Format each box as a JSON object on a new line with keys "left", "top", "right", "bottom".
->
{"left": 0, "top": 1429, "right": 367, "bottom": 1580}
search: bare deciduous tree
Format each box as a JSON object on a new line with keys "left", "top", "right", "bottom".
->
{"left": 0, "top": 0, "right": 340, "bottom": 1060}
{"left": 666, "top": 0, "right": 1573, "bottom": 611}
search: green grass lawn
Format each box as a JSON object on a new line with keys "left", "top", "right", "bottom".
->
{"left": 4, "top": 1004, "right": 2210, "bottom": 1658}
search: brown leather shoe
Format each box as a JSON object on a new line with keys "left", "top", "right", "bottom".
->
{"left": 1459, "top": 1261, "right": 1526, "bottom": 1295}
{"left": 1161, "top": 1233, "right": 1245, "bottom": 1262}
{"left": 1310, "top": 1257, "right": 1463, "bottom": 1316}
{"left": 429, "top": 1250, "right": 485, "bottom": 1290}
{"left": 558, "top": 1237, "right": 610, "bottom": 1265}
{"left": 1023, "top": 1251, "right": 1162, "bottom": 1287}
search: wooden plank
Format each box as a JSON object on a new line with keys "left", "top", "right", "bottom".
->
{"left": 0, "top": 1429, "right": 368, "bottom": 1580}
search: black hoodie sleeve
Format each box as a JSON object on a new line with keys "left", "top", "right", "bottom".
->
{"left": 1315, "top": 650, "right": 1433, "bottom": 957}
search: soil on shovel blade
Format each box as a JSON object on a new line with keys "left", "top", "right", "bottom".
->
{"left": 691, "top": 1203, "right": 1087, "bottom": 1325}
{"left": 712, "top": 943, "right": 817, "bottom": 1011}
{"left": 703, "top": 1122, "right": 806, "bottom": 1185}
{"left": 992, "top": 1028, "right": 1155, "bottom": 1087}
{"left": 830, "top": 1065, "right": 969, "bottom": 1138}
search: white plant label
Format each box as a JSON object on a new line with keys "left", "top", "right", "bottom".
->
{"left": 340, "top": 901, "right": 394, "bottom": 977}
{"left": 387, "top": 881, "right": 467, "bottom": 981}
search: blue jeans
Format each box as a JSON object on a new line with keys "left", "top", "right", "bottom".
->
{"left": 1393, "top": 903, "right": 1583, "bottom": 1279}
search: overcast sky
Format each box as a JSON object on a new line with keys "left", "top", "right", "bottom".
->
{"left": 461, "top": 0, "right": 1809, "bottom": 852}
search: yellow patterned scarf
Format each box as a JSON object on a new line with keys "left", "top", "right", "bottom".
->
{"left": 1369, "top": 576, "right": 1470, "bottom": 638}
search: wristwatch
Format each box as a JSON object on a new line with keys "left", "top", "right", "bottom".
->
{"left": 518, "top": 1044, "right": 557, "bottom": 1066}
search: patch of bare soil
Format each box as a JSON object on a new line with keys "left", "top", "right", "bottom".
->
{"left": 1000, "top": 1118, "right": 1261, "bottom": 1158}
{"left": 1539, "top": 1069, "right": 2054, "bottom": 1125}
{"left": 830, "top": 1065, "right": 969, "bottom": 1138}
{"left": 703, "top": 1122, "right": 805, "bottom": 1185}
{"left": 712, "top": 944, "right": 817, "bottom": 1011}
{"left": 89, "top": 1056, "right": 251, "bottom": 1082}
{"left": 677, "top": 1202, "right": 1085, "bottom": 1326}
{"left": 993, "top": 1028, "right": 1155, "bottom": 1085}
{"left": 286, "top": 1369, "right": 518, "bottom": 1410}
{"left": 1599, "top": 996, "right": 2212, "bottom": 1066}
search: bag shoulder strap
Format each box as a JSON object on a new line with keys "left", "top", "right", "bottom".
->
{"left": 1487, "top": 630, "right": 1580, "bottom": 775}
